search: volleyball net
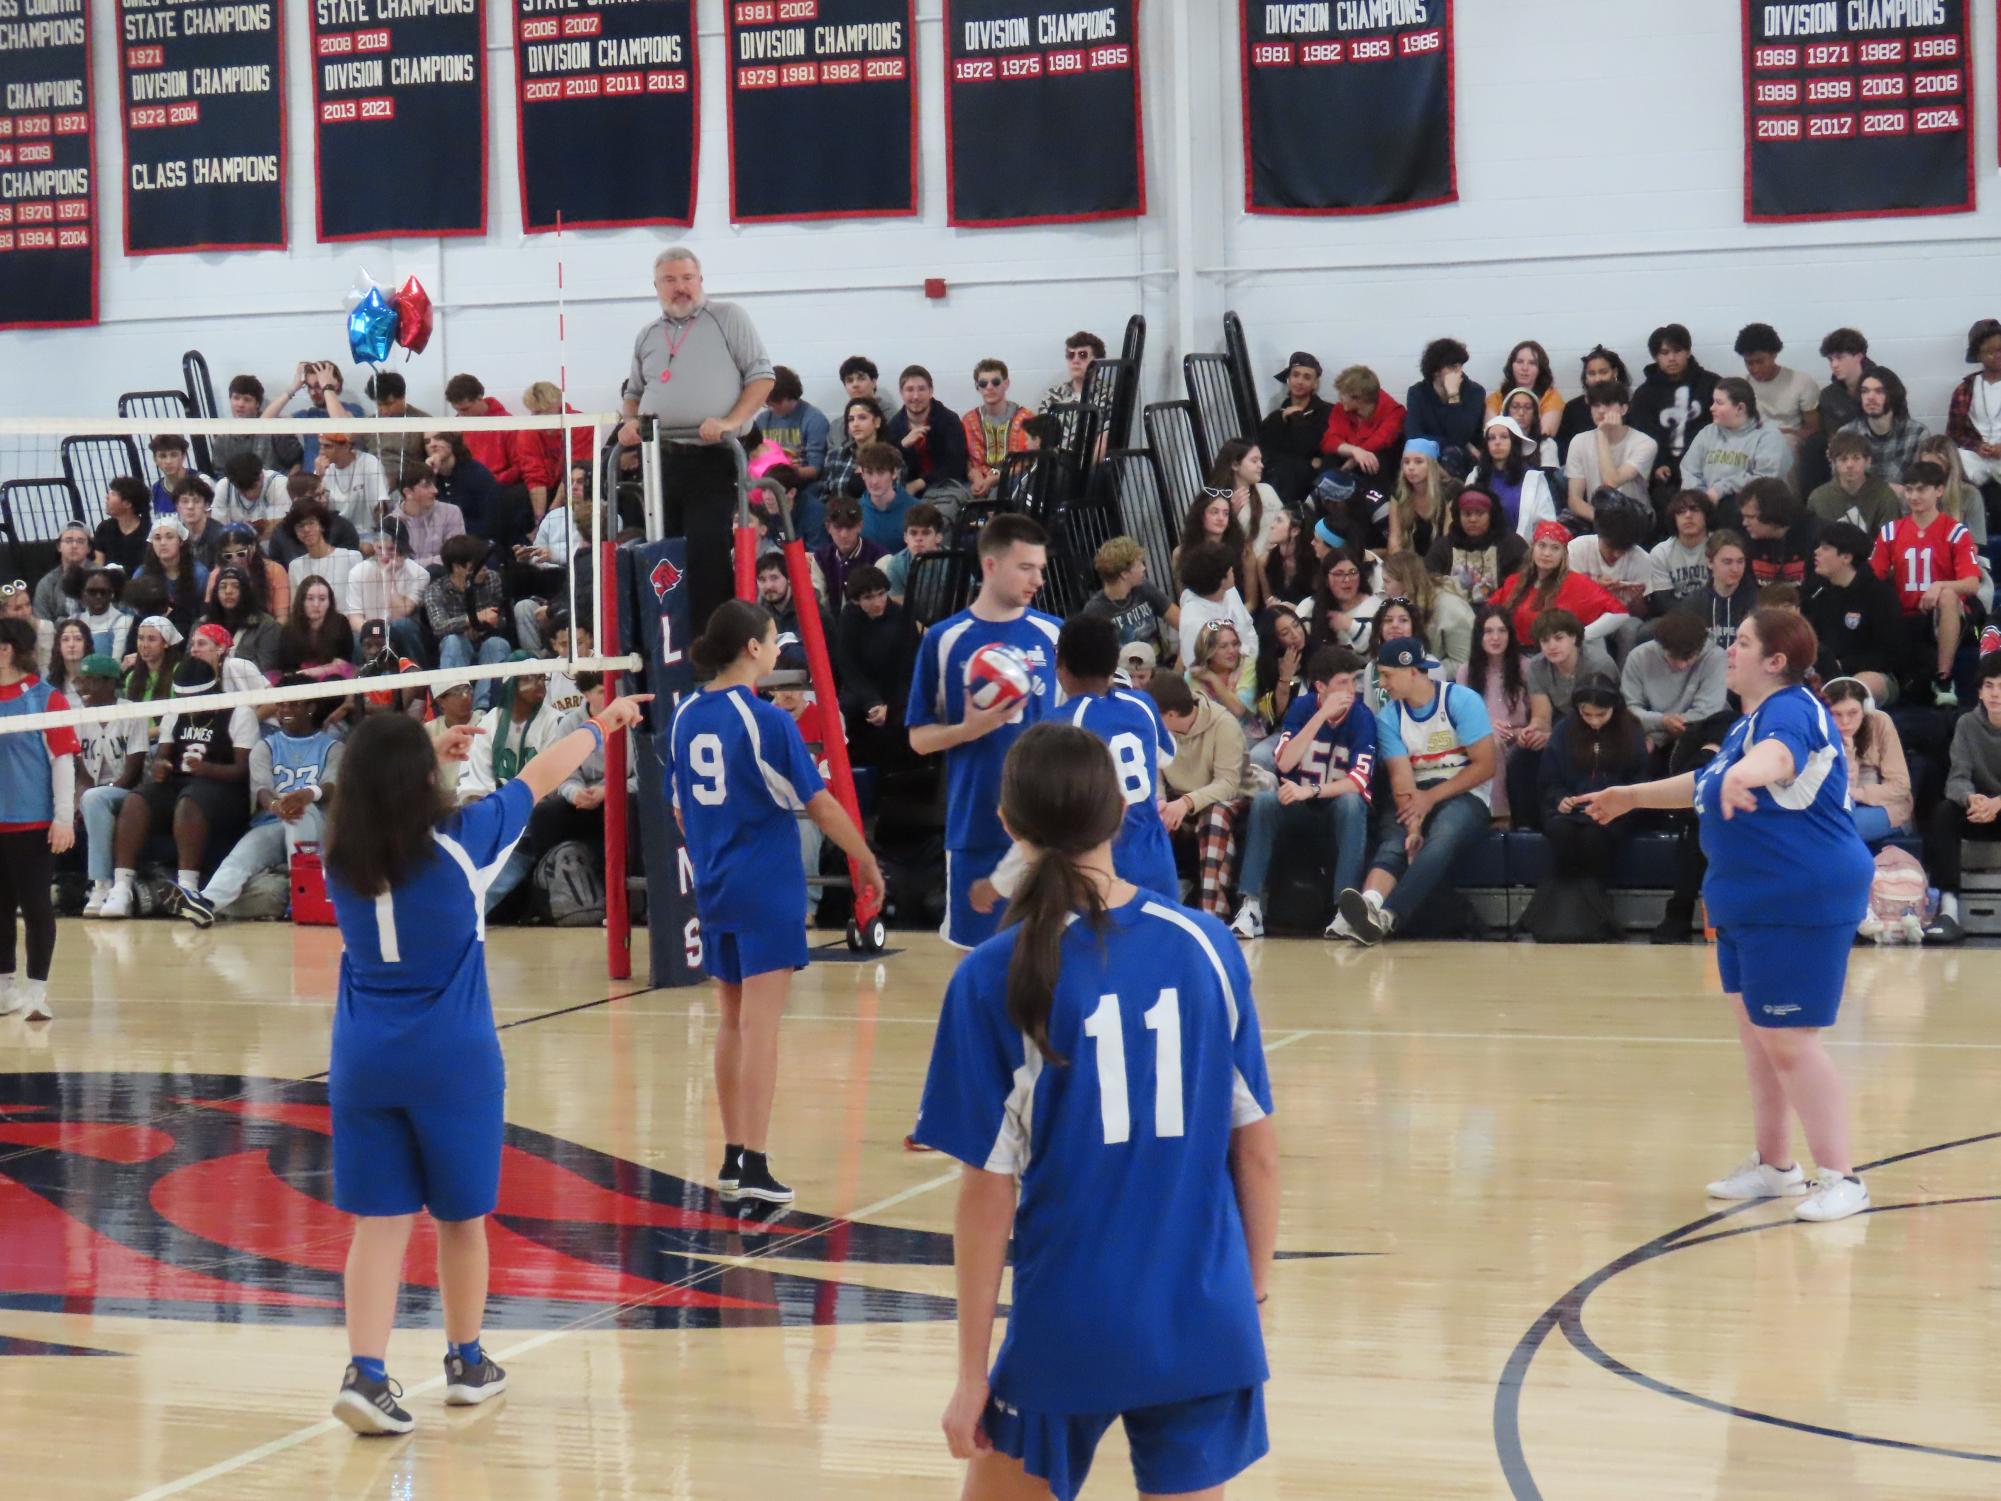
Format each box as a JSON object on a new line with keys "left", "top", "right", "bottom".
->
{"left": 0, "top": 408, "right": 652, "bottom": 978}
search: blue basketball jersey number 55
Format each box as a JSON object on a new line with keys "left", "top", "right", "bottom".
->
{"left": 1083, "top": 988, "right": 1184, "bottom": 1144}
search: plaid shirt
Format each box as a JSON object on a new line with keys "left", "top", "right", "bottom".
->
{"left": 1945, "top": 371, "right": 2001, "bottom": 453}
{"left": 423, "top": 569, "right": 506, "bottom": 638}
{"left": 821, "top": 438, "right": 862, "bottom": 501}
{"left": 1840, "top": 415, "right": 1931, "bottom": 486}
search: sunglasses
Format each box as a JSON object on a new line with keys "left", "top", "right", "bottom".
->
{"left": 0, "top": 580, "right": 25, "bottom": 597}
{"left": 976, "top": 377, "right": 1006, "bottom": 389}
{"left": 1066, "top": 349, "right": 1094, "bottom": 360}
{"left": 1201, "top": 485, "right": 1233, "bottom": 500}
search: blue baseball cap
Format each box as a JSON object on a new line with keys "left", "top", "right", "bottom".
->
{"left": 1376, "top": 636, "right": 1438, "bottom": 671}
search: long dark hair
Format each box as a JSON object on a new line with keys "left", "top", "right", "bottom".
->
{"left": 1822, "top": 677, "right": 1876, "bottom": 757}
{"left": 1478, "top": 423, "right": 1531, "bottom": 486}
{"left": 281, "top": 575, "right": 355, "bottom": 666}
{"left": 0, "top": 616, "right": 35, "bottom": 676}
{"left": 46, "top": 618, "right": 92, "bottom": 690}
{"left": 689, "top": 599, "right": 773, "bottom": 677}
{"left": 1179, "top": 486, "right": 1248, "bottom": 561}
{"left": 1254, "top": 604, "right": 1306, "bottom": 703}
{"left": 203, "top": 566, "right": 261, "bottom": 633}
{"left": 1465, "top": 604, "right": 1527, "bottom": 707}
{"left": 1499, "top": 339, "right": 1555, "bottom": 397}
{"left": 324, "top": 712, "right": 453, "bottom": 897}
{"left": 141, "top": 531, "right": 202, "bottom": 616}
{"left": 1564, "top": 688, "right": 1645, "bottom": 772}
{"left": 998, "top": 724, "right": 1127, "bottom": 1066}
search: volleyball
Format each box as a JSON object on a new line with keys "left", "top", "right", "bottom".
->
{"left": 965, "top": 643, "right": 1034, "bottom": 714}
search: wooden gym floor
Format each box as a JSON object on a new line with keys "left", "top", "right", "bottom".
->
{"left": 2, "top": 920, "right": 1998, "bottom": 1499}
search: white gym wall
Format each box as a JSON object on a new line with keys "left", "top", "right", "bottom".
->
{"left": 10, "top": 0, "right": 2001, "bottom": 432}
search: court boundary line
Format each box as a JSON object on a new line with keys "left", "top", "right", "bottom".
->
{"left": 1493, "top": 1129, "right": 2001, "bottom": 1497}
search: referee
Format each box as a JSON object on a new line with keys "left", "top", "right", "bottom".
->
{"left": 619, "top": 247, "right": 775, "bottom": 633}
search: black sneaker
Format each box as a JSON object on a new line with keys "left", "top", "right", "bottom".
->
{"left": 443, "top": 1350, "right": 509, "bottom": 1406}
{"left": 719, "top": 1143, "right": 744, "bottom": 1196}
{"left": 1650, "top": 903, "right": 1695, "bottom": 944}
{"left": 333, "top": 1364, "right": 415, "bottom": 1435}
{"left": 734, "top": 1152, "right": 795, "bottom": 1205}
{"left": 1923, "top": 911, "right": 1966, "bottom": 946}
{"left": 171, "top": 884, "right": 215, "bottom": 930}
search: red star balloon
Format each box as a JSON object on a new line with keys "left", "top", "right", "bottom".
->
{"left": 393, "top": 275, "right": 433, "bottom": 357}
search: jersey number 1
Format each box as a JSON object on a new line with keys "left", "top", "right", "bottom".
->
{"left": 1082, "top": 989, "right": 1184, "bottom": 1145}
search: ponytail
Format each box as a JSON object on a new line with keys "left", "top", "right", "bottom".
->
{"left": 996, "top": 723, "right": 1127, "bottom": 1066}
{"left": 689, "top": 599, "right": 773, "bottom": 676}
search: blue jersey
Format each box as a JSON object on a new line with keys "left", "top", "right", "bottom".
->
{"left": 1274, "top": 693, "right": 1377, "bottom": 797}
{"left": 906, "top": 606, "right": 1062, "bottom": 851}
{"left": 1696, "top": 685, "right": 1873, "bottom": 928}
{"left": 914, "top": 895, "right": 1273, "bottom": 1415}
{"left": 252, "top": 729, "right": 340, "bottom": 827}
{"left": 1067, "top": 688, "right": 1177, "bottom": 888}
{"left": 327, "top": 778, "right": 534, "bottom": 1108}
{"left": 670, "top": 684, "right": 826, "bottom": 932}
{"left": 0, "top": 677, "right": 78, "bottom": 829}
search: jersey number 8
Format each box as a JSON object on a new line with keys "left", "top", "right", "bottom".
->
{"left": 1082, "top": 988, "right": 1184, "bottom": 1145}
{"left": 688, "top": 732, "right": 726, "bottom": 804}
{"left": 1110, "top": 731, "right": 1151, "bottom": 806}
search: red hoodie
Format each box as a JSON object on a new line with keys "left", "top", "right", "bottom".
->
{"left": 1491, "top": 568, "right": 1626, "bottom": 648}
{"left": 459, "top": 396, "right": 547, "bottom": 492}
{"left": 526, "top": 403, "right": 596, "bottom": 495}
{"left": 1320, "top": 390, "right": 1406, "bottom": 462}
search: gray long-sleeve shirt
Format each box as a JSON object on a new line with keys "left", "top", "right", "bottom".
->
{"left": 1680, "top": 417, "right": 1791, "bottom": 497}
{"left": 1620, "top": 641, "right": 1728, "bottom": 746}
{"left": 1944, "top": 710, "right": 2001, "bottom": 806}
{"left": 622, "top": 301, "right": 774, "bottom": 433}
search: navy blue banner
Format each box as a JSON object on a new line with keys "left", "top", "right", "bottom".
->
{"left": 944, "top": 0, "right": 1143, "bottom": 226}
{"left": 119, "top": 0, "right": 286, "bottom": 253}
{"left": 1241, "top": 0, "right": 1455, "bottom": 215}
{"left": 1742, "top": 0, "right": 1970, "bottom": 222}
{"left": 516, "top": 0, "right": 696, "bottom": 231}
{"left": 311, "top": 0, "right": 485, "bottom": 241}
{"left": 0, "top": 0, "right": 95, "bottom": 329}
{"left": 725, "top": 0, "right": 915, "bottom": 222}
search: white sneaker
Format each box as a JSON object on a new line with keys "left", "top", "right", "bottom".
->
{"left": 1794, "top": 1170, "right": 1870, "bottom": 1222}
{"left": 21, "top": 983, "right": 50, "bottom": 1023}
{"left": 99, "top": 883, "right": 133, "bottom": 920}
{"left": 1705, "top": 1152, "right": 1809, "bottom": 1200}
{"left": 83, "top": 880, "right": 110, "bottom": 917}
{"left": 0, "top": 978, "right": 17, "bottom": 1018}
{"left": 1336, "top": 888, "right": 1393, "bottom": 945}
{"left": 1326, "top": 912, "right": 1359, "bottom": 942}
{"left": 1229, "top": 900, "right": 1264, "bottom": 940}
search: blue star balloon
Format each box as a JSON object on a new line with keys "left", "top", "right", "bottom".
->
{"left": 347, "top": 286, "right": 397, "bottom": 366}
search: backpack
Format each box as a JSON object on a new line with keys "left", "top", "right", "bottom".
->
{"left": 532, "top": 841, "right": 606, "bottom": 927}
{"left": 1863, "top": 845, "right": 1932, "bottom": 943}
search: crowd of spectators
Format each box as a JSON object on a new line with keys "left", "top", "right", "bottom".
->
{"left": 15, "top": 306, "right": 2001, "bottom": 944}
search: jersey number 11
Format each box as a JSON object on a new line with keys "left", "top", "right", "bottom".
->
{"left": 1083, "top": 989, "right": 1184, "bottom": 1145}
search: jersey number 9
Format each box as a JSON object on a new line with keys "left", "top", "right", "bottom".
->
{"left": 1082, "top": 988, "right": 1184, "bottom": 1145}
{"left": 688, "top": 733, "right": 726, "bottom": 804}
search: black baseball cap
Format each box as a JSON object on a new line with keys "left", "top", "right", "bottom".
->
{"left": 1275, "top": 351, "right": 1323, "bottom": 381}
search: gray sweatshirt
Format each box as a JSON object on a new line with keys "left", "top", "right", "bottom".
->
{"left": 1619, "top": 641, "right": 1727, "bottom": 745}
{"left": 1943, "top": 710, "right": 2001, "bottom": 806}
{"left": 1680, "top": 417, "right": 1791, "bottom": 497}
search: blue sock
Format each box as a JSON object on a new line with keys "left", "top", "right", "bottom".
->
{"left": 352, "top": 1355, "right": 387, "bottom": 1384}
{"left": 450, "top": 1338, "right": 483, "bottom": 1365}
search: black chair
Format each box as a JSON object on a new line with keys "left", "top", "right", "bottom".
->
{"left": 61, "top": 436, "right": 145, "bottom": 520}
{"left": 904, "top": 548, "right": 976, "bottom": 630}
{"left": 1184, "top": 354, "right": 1251, "bottom": 473}
{"left": 182, "top": 349, "right": 221, "bottom": 475}
{"left": 1041, "top": 480, "right": 1123, "bottom": 619}
{"left": 0, "top": 476, "right": 86, "bottom": 585}
{"left": 118, "top": 390, "right": 196, "bottom": 488}
{"left": 1223, "top": 312, "right": 1261, "bottom": 435}
{"left": 1098, "top": 450, "right": 1177, "bottom": 593}
{"left": 996, "top": 447, "right": 1079, "bottom": 526}
{"left": 1143, "top": 401, "right": 1207, "bottom": 524}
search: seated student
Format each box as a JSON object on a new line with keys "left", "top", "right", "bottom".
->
{"left": 1229, "top": 645, "right": 1375, "bottom": 940}
{"left": 313, "top": 431, "right": 391, "bottom": 534}
{"left": 1264, "top": 350, "right": 1337, "bottom": 501}
{"left": 1037, "top": 329, "right": 1103, "bottom": 412}
{"left": 1922, "top": 433, "right": 1989, "bottom": 548}
{"left": 1319, "top": 365, "right": 1406, "bottom": 477}
{"left": 1620, "top": 608, "right": 1727, "bottom": 765}
{"left": 885, "top": 365, "right": 970, "bottom": 504}
{"left": 1842, "top": 368, "right": 1930, "bottom": 494}
{"left": 208, "top": 373, "right": 301, "bottom": 478}
{"left": 1947, "top": 317, "right": 2001, "bottom": 502}
{"left": 875, "top": 501, "right": 940, "bottom": 604}
{"left": 261, "top": 477, "right": 357, "bottom": 569}
{"left": 1176, "top": 540, "right": 1257, "bottom": 669}
{"left": 1735, "top": 322, "right": 1822, "bottom": 452}
{"left": 1920, "top": 653, "right": 2001, "bottom": 942}
{"left": 1174, "top": 485, "right": 1257, "bottom": 611}
{"left": 1821, "top": 677, "right": 1911, "bottom": 849}
{"left": 853, "top": 440, "right": 917, "bottom": 551}
{"left": 135, "top": 515, "right": 210, "bottom": 637}
{"left": 1150, "top": 670, "right": 1247, "bottom": 916}
{"left": 961, "top": 358, "right": 1030, "bottom": 500}
{"left": 1564, "top": 495, "right": 1652, "bottom": 632}
{"left": 833, "top": 564, "right": 918, "bottom": 768}
{"left": 264, "top": 359, "right": 366, "bottom": 471}
{"left": 76, "top": 570, "right": 135, "bottom": 662}
{"left": 755, "top": 551, "right": 835, "bottom": 654}
{"left": 93, "top": 476, "right": 152, "bottom": 576}
{"left": 213, "top": 452, "right": 289, "bottom": 540}
{"left": 123, "top": 614, "right": 182, "bottom": 708}
{"left": 350, "top": 521, "right": 431, "bottom": 662}
{"left": 1563, "top": 381, "right": 1657, "bottom": 521}
{"left": 1468, "top": 414, "right": 1559, "bottom": 541}
{"left": 423, "top": 534, "right": 512, "bottom": 706}
{"left": 172, "top": 683, "right": 342, "bottom": 925}
{"left": 1525, "top": 672, "right": 1650, "bottom": 942}
{"left": 1554, "top": 347, "right": 1632, "bottom": 463}
{"left": 458, "top": 662, "right": 562, "bottom": 807}
{"left": 200, "top": 565, "right": 283, "bottom": 678}
{"left": 98, "top": 657, "right": 256, "bottom": 918}
{"left": 1304, "top": 547, "right": 1379, "bottom": 655}
{"left": 1079, "top": 534, "right": 1178, "bottom": 654}
{"left": 1118, "top": 639, "right": 1156, "bottom": 692}
{"left": 1359, "top": 595, "right": 1439, "bottom": 712}
{"left": 1187, "top": 619, "right": 1258, "bottom": 736}
{"left": 1735, "top": 477, "right": 1817, "bottom": 589}
{"left": 74, "top": 654, "right": 147, "bottom": 915}
{"left": 1869, "top": 458, "right": 1978, "bottom": 707}
{"left": 1694, "top": 529, "right": 1754, "bottom": 651}
{"left": 277, "top": 576, "right": 356, "bottom": 682}
{"left": 1457, "top": 606, "right": 1531, "bottom": 826}
{"left": 422, "top": 431, "right": 504, "bottom": 542}
{"left": 170, "top": 475, "right": 227, "bottom": 570}
{"left": 1682, "top": 378, "right": 1791, "bottom": 503}
{"left": 1425, "top": 488, "right": 1526, "bottom": 606}
{"left": 188, "top": 621, "right": 268, "bottom": 700}
{"left": 1260, "top": 508, "right": 1315, "bottom": 609}
{"left": 146, "top": 434, "right": 194, "bottom": 518}
{"left": 1508, "top": 607, "right": 1617, "bottom": 827}
{"left": 1483, "top": 340, "right": 1565, "bottom": 439}
{"left": 1491, "top": 521, "right": 1627, "bottom": 650}
{"left": 1805, "top": 521, "right": 1902, "bottom": 705}
{"left": 1629, "top": 323, "right": 1720, "bottom": 499}
{"left": 1403, "top": 338, "right": 1486, "bottom": 475}
{"left": 840, "top": 354, "right": 891, "bottom": 415}
{"left": 425, "top": 678, "right": 478, "bottom": 772}
{"left": 282, "top": 501, "right": 366, "bottom": 625}
{"left": 1334, "top": 636, "right": 1497, "bottom": 944}
{"left": 32, "top": 518, "right": 90, "bottom": 625}
{"left": 390, "top": 467, "right": 467, "bottom": 569}
{"left": 1384, "top": 438, "right": 1456, "bottom": 556}
{"left": 813, "top": 498, "right": 885, "bottom": 606}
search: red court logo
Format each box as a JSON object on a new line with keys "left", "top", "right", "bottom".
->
{"left": 650, "top": 557, "right": 684, "bottom": 599}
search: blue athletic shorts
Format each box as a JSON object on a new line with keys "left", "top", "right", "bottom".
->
{"left": 944, "top": 844, "right": 1011, "bottom": 951}
{"left": 1716, "top": 923, "right": 1855, "bottom": 1029}
{"left": 704, "top": 921, "right": 810, "bottom": 985}
{"left": 332, "top": 1092, "right": 505, "bottom": 1222}
{"left": 984, "top": 1385, "right": 1266, "bottom": 1501}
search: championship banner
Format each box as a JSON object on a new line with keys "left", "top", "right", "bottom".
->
{"left": 943, "top": 0, "right": 1143, "bottom": 227}
{"left": 516, "top": 0, "right": 696, "bottom": 232}
{"left": 1743, "top": 0, "right": 1970, "bottom": 222}
{"left": 725, "top": 0, "right": 915, "bottom": 223}
{"left": 311, "top": 0, "right": 485, "bottom": 241}
{"left": 0, "top": 0, "right": 95, "bottom": 329}
{"left": 119, "top": 0, "right": 286, "bottom": 254}
{"left": 1240, "top": 0, "right": 1455, "bottom": 215}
